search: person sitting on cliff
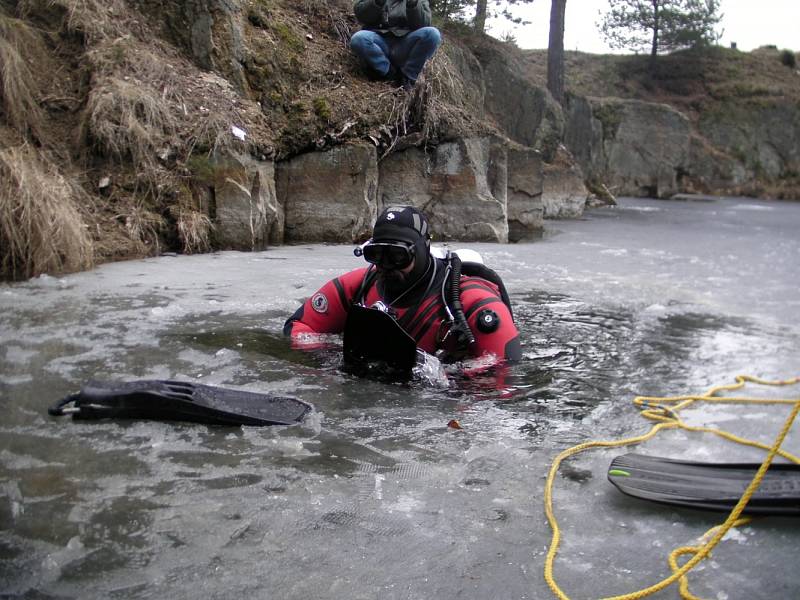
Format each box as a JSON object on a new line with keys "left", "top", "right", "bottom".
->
{"left": 284, "top": 205, "right": 521, "bottom": 372}
{"left": 350, "top": 0, "right": 442, "bottom": 91}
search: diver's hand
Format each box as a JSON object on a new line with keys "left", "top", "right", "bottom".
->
{"left": 290, "top": 332, "right": 337, "bottom": 351}
{"left": 412, "top": 348, "right": 449, "bottom": 388}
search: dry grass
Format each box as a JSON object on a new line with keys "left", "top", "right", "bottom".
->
{"left": 49, "top": 0, "right": 132, "bottom": 43}
{"left": 186, "top": 112, "right": 253, "bottom": 159}
{"left": 121, "top": 201, "right": 165, "bottom": 254}
{"left": 378, "top": 50, "right": 482, "bottom": 158}
{"left": 78, "top": 36, "right": 196, "bottom": 204}
{"left": 0, "top": 13, "right": 47, "bottom": 139}
{"left": 80, "top": 76, "right": 177, "bottom": 173}
{"left": 79, "top": 36, "right": 183, "bottom": 171}
{"left": 87, "top": 36, "right": 178, "bottom": 84}
{"left": 0, "top": 144, "right": 93, "bottom": 280}
{"left": 418, "top": 50, "right": 479, "bottom": 134}
{"left": 170, "top": 199, "right": 213, "bottom": 254}
{"left": 300, "top": 0, "right": 354, "bottom": 45}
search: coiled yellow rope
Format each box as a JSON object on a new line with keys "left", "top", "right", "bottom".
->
{"left": 543, "top": 375, "right": 800, "bottom": 600}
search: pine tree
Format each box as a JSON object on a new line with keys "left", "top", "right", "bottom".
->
{"left": 429, "top": 0, "right": 474, "bottom": 23}
{"left": 430, "top": 0, "right": 536, "bottom": 32}
{"left": 599, "top": 0, "right": 722, "bottom": 62}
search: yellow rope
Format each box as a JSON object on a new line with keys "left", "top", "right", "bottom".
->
{"left": 543, "top": 375, "right": 800, "bottom": 600}
{"left": 667, "top": 518, "right": 751, "bottom": 600}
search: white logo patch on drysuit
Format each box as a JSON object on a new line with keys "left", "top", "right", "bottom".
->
{"left": 311, "top": 292, "right": 329, "bottom": 313}
{"left": 386, "top": 212, "right": 396, "bottom": 220}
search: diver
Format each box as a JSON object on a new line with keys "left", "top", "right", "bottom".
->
{"left": 283, "top": 205, "right": 522, "bottom": 371}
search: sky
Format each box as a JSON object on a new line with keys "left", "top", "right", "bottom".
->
{"left": 486, "top": 0, "right": 800, "bottom": 54}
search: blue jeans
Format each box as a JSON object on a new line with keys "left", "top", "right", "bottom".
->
{"left": 350, "top": 27, "right": 442, "bottom": 82}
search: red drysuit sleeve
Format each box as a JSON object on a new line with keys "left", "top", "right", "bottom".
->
{"left": 283, "top": 268, "right": 370, "bottom": 337}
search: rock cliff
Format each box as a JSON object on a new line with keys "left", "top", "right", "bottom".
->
{"left": 534, "top": 48, "right": 800, "bottom": 201}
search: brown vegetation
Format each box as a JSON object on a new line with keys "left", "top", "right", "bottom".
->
{"left": 0, "top": 13, "right": 47, "bottom": 140}
{"left": 0, "top": 144, "right": 93, "bottom": 279}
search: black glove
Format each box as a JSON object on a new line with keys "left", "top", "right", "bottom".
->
{"left": 407, "top": 0, "right": 418, "bottom": 6}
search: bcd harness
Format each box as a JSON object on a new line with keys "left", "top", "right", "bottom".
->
{"left": 350, "top": 250, "right": 514, "bottom": 360}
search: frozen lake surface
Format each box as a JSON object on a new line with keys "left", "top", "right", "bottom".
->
{"left": 1, "top": 197, "right": 799, "bottom": 599}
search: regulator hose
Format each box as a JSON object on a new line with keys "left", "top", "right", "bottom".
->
{"left": 446, "top": 252, "right": 475, "bottom": 348}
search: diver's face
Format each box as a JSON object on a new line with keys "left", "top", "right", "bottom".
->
{"left": 366, "top": 238, "right": 417, "bottom": 290}
{"left": 376, "top": 257, "right": 415, "bottom": 287}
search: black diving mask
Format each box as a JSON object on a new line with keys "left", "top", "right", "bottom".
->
{"left": 361, "top": 241, "right": 416, "bottom": 269}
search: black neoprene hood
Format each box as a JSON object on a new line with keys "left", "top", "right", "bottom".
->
{"left": 372, "top": 205, "right": 430, "bottom": 246}
{"left": 370, "top": 205, "right": 432, "bottom": 291}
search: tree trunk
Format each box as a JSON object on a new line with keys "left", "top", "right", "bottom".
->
{"left": 650, "top": 0, "right": 660, "bottom": 69}
{"left": 547, "top": 0, "right": 567, "bottom": 104}
{"left": 474, "top": 0, "right": 488, "bottom": 32}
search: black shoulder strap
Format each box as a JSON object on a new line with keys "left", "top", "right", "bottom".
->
{"left": 353, "top": 268, "right": 378, "bottom": 306}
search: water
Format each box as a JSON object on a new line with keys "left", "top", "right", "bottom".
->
{"left": 1, "top": 197, "right": 799, "bottom": 599}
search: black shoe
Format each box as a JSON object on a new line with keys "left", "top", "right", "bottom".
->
{"left": 401, "top": 76, "right": 416, "bottom": 92}
{"left": 365, "top": 64, "right": 398, "bottom": 82}
{"left": 385, "top": 64, "right": 400, "bottom": 82}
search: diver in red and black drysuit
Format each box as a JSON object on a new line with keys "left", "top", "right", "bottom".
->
{"left": 283, "top": 205, "right": 521, "bottom": 367}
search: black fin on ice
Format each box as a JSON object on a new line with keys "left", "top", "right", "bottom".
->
{"left": 608, "top": 453, "right": 800, "bottom": 516}
{"left": 49, "top": 379, "right": 312, "bottom": 427}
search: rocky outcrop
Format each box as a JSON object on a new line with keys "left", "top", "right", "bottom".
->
{"left": 563, "top": 95, "right": 605, "bottom": 184}
{"left": 165, "top": 3, "right": 586, "bottom": 245}
{"left": 441, "top": 43, "right": 487, "bottom": 121}
{"left": 542, "top": 146, "right": 589, "bottom": 219}
{"left": 697, "top": 101, "right": 800, "bottom": 179}
{"left": 276, "top": 143, "right": 377, "bottom": 243}
{"left": 565, "top": 97, "right": 691, "bottom": 198}
{"left": 565, "top": 91, "right": 800, "bottom": 199}
{"left": 687, "top": 135, "right": 748, "bottom": 190}
{"left": 506, "top": 147, "right": 544, "bottom": 241}
{"left": 604, "top": 99, "right": 691, "bottom": 198}
{"left": 148, "top": 3, "right": 587, "bottom": 245}
{"left": 379, "top": 137, "right": 509, "bottom": 242}
{"left": 262, "top": 136, "right": 578, "bottom": 245}
{"left": 469, "top": 41, "right": 564, "bottom": 161}
{"left": 211, "top": 151, "right": 281, "bottom": 249}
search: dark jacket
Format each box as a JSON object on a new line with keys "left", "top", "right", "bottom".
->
{"left": 353, "top": 0, "right": 432, "bottom": 36}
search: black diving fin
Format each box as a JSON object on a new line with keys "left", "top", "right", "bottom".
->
{"left": 48, "top": 379, "right": 312, "bottom": 427}
{"left": 608, "top": 453, "right": 800, "bottom": 516}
